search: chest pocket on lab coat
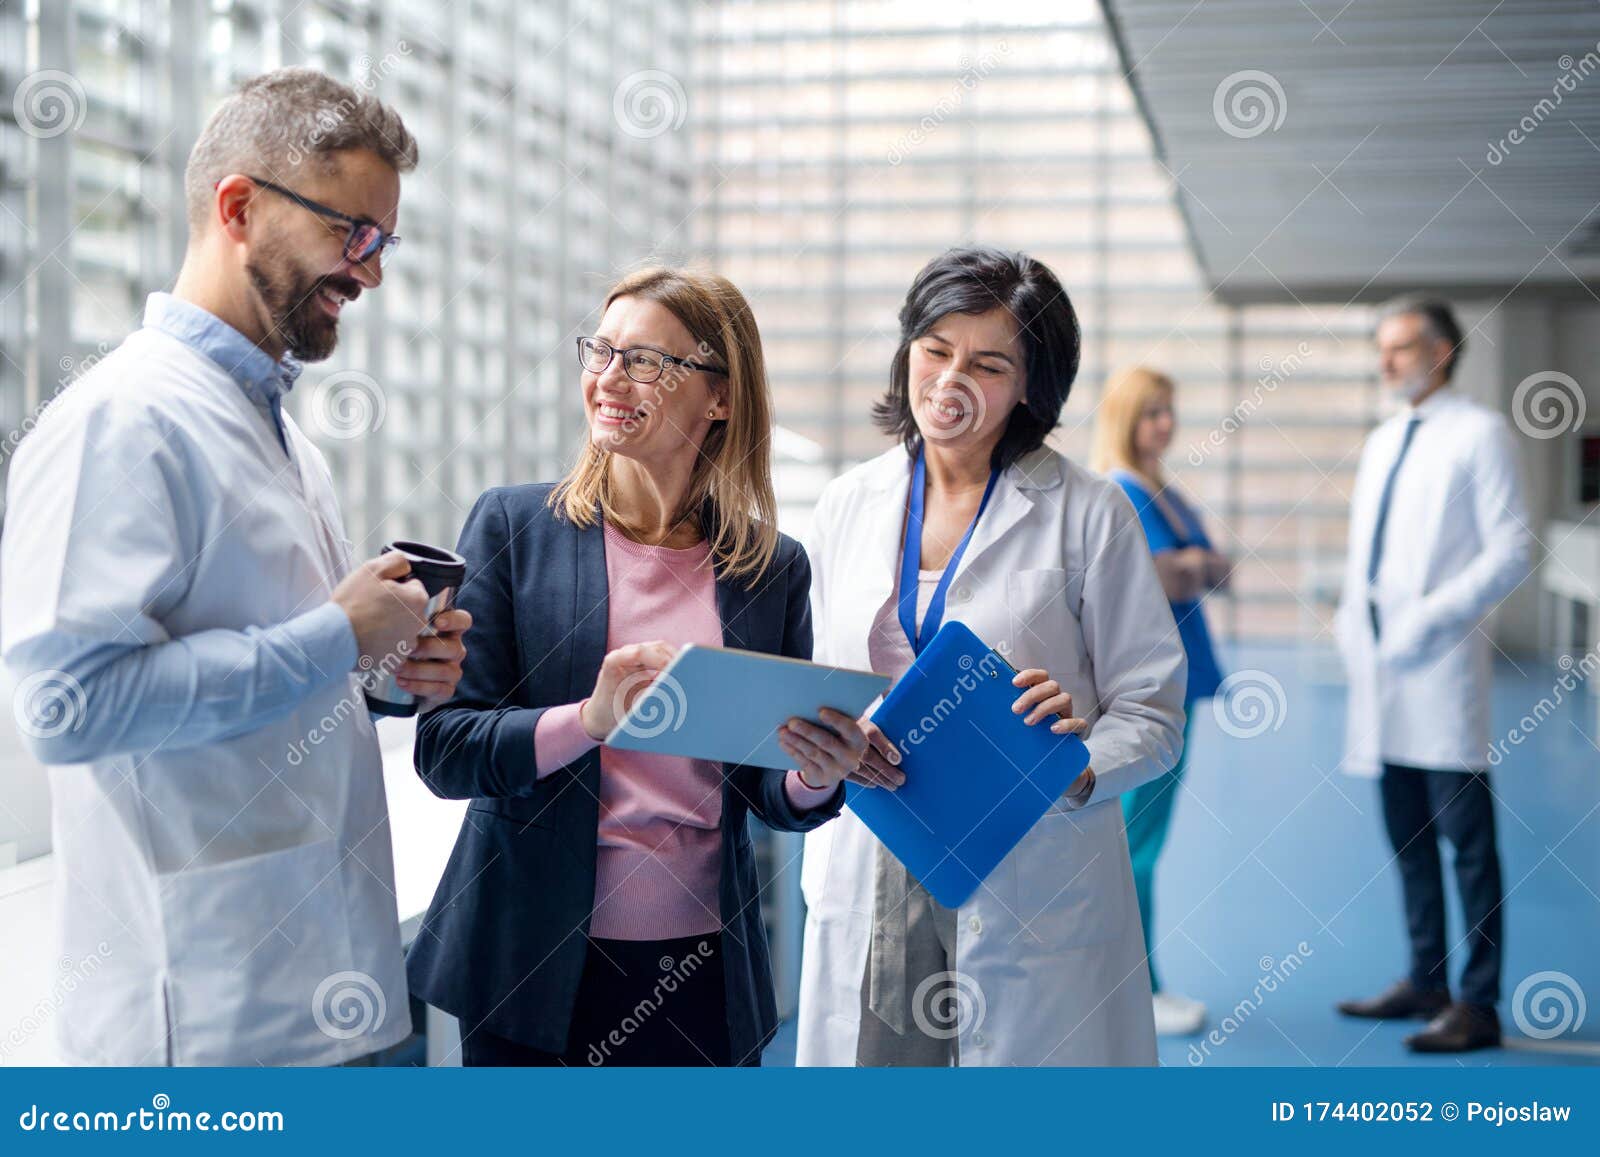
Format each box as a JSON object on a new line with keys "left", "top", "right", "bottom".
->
{"left": 1005, "top": 567, "right": 1087, "bottom": 675}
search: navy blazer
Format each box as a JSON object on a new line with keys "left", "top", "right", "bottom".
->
{"left": 407, "top": 483, "right": 843, "bottom": 1063}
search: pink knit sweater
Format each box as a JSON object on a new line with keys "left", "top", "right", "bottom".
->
{"left": 532, "top": 522, "right": 835, "bottom": 940}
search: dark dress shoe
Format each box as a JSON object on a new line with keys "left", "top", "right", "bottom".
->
{"left": 1405, "top": 1003, "right": 1502, "bottom": 1053}
{"left": 1336, "top": 979, "right": 1451, "bottom": 1020}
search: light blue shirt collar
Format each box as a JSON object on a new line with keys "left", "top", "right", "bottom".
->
{"left": 142, "top": 292, "right": 301, "bottom": 448}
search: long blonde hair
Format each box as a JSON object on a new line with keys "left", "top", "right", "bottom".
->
{"left": 1089, "top": 365, "right": 1175, "bottom": 479}
{"left": 550, "top": 266, "right": 779, "bottom": 587}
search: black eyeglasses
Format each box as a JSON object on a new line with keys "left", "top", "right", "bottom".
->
{"left": 576, "top": 337, "right": 726, "bottom": 384}
{"left": 244, "top": 176, "right": 401, "bottom": 267}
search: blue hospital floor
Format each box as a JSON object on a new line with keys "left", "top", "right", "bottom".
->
{"left": 766, "top": 645, "right": 1600, "bottom": 1067}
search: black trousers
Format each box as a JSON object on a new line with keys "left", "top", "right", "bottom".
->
{"left": 1379, "top": 763, "right": 1504, "bottom": 1008}
{"left": 459, "top": 934, "right": 740, "bottom": 1067}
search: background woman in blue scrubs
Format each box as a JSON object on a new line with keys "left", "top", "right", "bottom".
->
{"left": 1091, "top": 365, "right": 1230, "bottom": 1037}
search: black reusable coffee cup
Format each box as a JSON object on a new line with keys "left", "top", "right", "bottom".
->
{"left": 362, "top": 540, "right": 468, "bottom": 718}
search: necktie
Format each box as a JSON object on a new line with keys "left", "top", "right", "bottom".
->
{"left": 1366, "top": 415, "right": 1420, "bottom": 638}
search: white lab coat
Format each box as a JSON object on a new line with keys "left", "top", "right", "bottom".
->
{"left": 0, "top": 327, "right": 408, "bottom": 1065}
{"left": 1334, "top": 390, "right": 1533, "bottom": 776}
{"left": 795, "top": 446, "right": 1187, "bottom": 1066}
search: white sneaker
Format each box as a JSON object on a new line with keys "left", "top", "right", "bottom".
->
{"left": 1153, "top": 991, "right": 1207, "bottom": 1036}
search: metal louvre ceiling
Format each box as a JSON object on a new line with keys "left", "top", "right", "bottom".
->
{"left": 1099, "top": 0, "right": 1600, "bottom": 303}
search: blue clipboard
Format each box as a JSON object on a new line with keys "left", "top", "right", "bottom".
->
{"left": 848, "top": 621, "right": 1090, "bottom": 908}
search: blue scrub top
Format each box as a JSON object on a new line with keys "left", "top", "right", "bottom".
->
{"left": 1110, "top": 469, "right": 1225, "bottom": 704}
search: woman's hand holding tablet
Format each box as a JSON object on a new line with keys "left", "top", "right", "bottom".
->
{"left": 602, "top": 644, "right": 889, "bottom": 772}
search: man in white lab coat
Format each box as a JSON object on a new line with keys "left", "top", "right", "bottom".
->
{"left": 1333, "top": 298, "right": 1531, "bottom": 1053}
{"left": 0, "top": 69, "right": 470, "bottom": 1065}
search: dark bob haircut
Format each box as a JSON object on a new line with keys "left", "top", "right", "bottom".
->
{"left": 872, "top": 246, "right": 1082, "bottom": 472}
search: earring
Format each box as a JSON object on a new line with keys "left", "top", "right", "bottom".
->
{"left": 707, "top": 408, "right": 717, "bottom": 419}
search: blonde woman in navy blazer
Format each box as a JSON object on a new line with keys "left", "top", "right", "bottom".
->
{"left": 408, "top": 268, "right": 872, "bottom": 1066}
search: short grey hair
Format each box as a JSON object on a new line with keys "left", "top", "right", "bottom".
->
{"left": 184, "top": 67, "right": 418, "bottom": 230}
{"left": 1377, "top": 294, "right": 1466, "bottom": 381}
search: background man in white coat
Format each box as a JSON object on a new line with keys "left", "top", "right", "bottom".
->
{"left": 1333, "top": 297, "right": 1531, "bottom": 1054}
{"left": 0, "top": 69, "right": 470, "bottom": 1065}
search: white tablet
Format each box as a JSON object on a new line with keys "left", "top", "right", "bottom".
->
{"left": 603, "top": 644, "right": 890, "bottom": 770}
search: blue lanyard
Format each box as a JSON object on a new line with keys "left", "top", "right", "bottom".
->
{"left": 898, "top": 447, "right": 1001, "bottom": 655}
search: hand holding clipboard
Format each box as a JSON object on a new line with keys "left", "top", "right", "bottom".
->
{"left": 844, "top": 622, "right": 1095, "bottom": 908}
{"left": 851, "top": 445, "right": 1093, "bottom": 804}
{"left": 845, "top": 638, "right": 1094, "bottom": 804}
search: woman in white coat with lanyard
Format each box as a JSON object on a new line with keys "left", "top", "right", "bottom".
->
{"left": 791, "top": 247, "right": 1188, "bottom": 1066}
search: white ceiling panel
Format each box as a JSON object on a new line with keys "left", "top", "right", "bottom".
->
{"left": 1099, "top": 0, "right": 1600, "bottom": 302}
